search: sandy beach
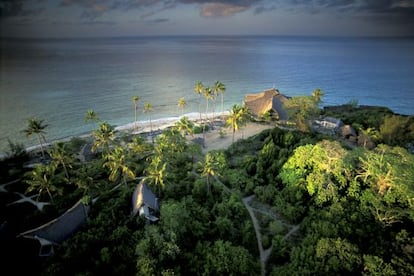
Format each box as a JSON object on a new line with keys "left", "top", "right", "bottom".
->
{"left": 11, "top": 111, "right": 273, "bottom": 158}
{"left": 196, "top": 122, "right": 274, "bottom": 152}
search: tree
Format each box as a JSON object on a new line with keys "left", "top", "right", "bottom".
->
{"left": 312, "top": 88, "right": 324, "bottom": 104}
{"left": 144, "top": 155, "right": 167, "bottom": 196}
{"left": 23, "top": 117, "right": 48, "bottom": 158}
{"left": 200, "top": 151, "right": 226, "bottom": 195}
{"left": 174, "top": 116, "right": 194, "bottom": 137}
{"left": 48, "top": 142, "right": 74, "bottom": 180}
{"left": 103, "top": 146, "right": 135, "bottom": 185}
{"left": 25, "top": 164, "right": 60, "bottom": 202}
{"left": 226, "top": 104, "right": 250, "bottom": 143}
{"left": 85, "top": 109, "right": 100, "bottom": 123}
{"left": 194, "top": 81, "right": 204, "bottom": 121}
{"left": 177, "top": 97, "right": 186, "bottom": 116}
{"left": 203, "top": 85, "right": 213, "bottom": 121}
{"left": 91, "top": 122, "right": 116, "bottom": 154}
{"left": 197, "top": 240, "right": 259, "bottom": 275}
{"left": 143, "top": 102, "right": 154, "bottom": 142}
{"left": 132, "top": 96, "right": 140, "bottom": 132}
{"left": 356, "top": 145, "right": 414, "bottom": 225}
{"left": 214, "top": 81, "right": 226, "bottom": 119}
{"left": 279, "top": 140, "right": 349, "bottom": 206}
{"left": 284, "top": 95, "right": 320, "bottom": 132}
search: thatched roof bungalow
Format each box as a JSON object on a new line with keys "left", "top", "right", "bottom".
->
{"left": 18, "top": 200, "right": 89, "bottom": 256}
{"left": 132, "top": 181, "right": 159, "bottom": 222}
{"left": 243, "top": 88, "right": 290, "bottom": 120}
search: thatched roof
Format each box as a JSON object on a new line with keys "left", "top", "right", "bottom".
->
{"left": 19, "top": 199, "right": 89, "bottom": 244}
{"left": 132, "top": 181, "right": 159, "bottom": 216}
{"left": 243, "top": 88, "right": 289, "bottom": 120}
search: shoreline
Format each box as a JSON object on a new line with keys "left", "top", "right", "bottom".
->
{"left": 1, "top": 111, "right": 231, "bottom": 158}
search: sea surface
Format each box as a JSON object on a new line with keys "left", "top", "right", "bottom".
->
{"left": 1, "top": 36, "right": 414, "bottom": 153}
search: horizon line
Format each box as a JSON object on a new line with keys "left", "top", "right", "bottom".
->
{"left": 2, "top": 34, "right": 414, "bottom": 41}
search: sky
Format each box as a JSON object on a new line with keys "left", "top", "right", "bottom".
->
{"left": 0, "top": 0, "right": 414, "bottom": 38}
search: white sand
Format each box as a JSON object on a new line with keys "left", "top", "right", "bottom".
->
{"left": 14, "top": 111, "right": 272, "bottom": 157}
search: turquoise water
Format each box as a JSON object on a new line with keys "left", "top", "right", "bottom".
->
{"left": 1, "top": 36, "right": 413, "bottom": 153}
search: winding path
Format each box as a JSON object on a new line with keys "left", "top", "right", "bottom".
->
{"left": 212, "top": 176, "right": 300, "bottom": 276}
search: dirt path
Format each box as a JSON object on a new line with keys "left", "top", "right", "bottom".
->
{"left": 242, "top": 195, "right": 269, "bottom": 276}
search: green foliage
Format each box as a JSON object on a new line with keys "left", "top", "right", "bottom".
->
{"left": 284, "top": 95, "right": 320, "bottom": 132}
{"left": 380, "top": 115, "right": 414, "bottom": 146}
{"left": 194, "top": 240, "right": 259, "bottom": 275}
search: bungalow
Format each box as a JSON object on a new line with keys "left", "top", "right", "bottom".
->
{"left": 314, "top": 116, "right": 344, "bottom": 130}
{"left": 243, "top": 88, "right": 290, "bottom": 121}
{"left": 18, "top": 199, "right": 89, "bottom": 257}
{"left": 132, "top": 181, "right": 159, "bottom": 222}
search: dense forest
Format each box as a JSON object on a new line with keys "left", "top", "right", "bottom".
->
{"left": 1, "top": 99, "right": 413, "bottom": 275}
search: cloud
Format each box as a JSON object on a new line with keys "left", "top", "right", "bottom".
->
{"left": 200, "top": 3, "right": 248, "bottom": 17}
{"left": 0, "top": 0, "right": 44, "bottom": 19}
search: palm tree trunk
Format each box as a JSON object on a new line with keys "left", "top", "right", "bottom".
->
{"left": 37, "top": 135, "right": 45, "bottom": 159}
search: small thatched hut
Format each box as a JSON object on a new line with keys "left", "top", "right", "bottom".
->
{"left": 243, "top": 88, "right": 290, "bottom": 120}
{"left": 132, "top": 181, "right": 159, "bottom": 222}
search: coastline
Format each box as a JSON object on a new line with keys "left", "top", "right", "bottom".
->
{"left": 1, "top": 111, "right": 232, "bottom": 158}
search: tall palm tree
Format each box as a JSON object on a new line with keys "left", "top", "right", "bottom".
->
{"left": 48, "top": 142, "right": 74, "bottom": 180}
{"left": 103, "top": 146, "right": 135, "bottom": 186}
{"left": 91, "top": 122, "right": 116, "bottom": 154}
{"left": 178, "top": 97, "right": 186, "bottom": 116}
{"left": 214, "top": 81, "right": 226, "bottom": 119}
{"left": 200, "top": 151, "right": 226, "bottom": 195}
{"left": 132, "top": 96, "right": 140, "bottom": 132}
{"left": 203, "top": 86, "right": 213, "bottom": 124}
{"left": 143, "top": 102, "right": 154, "bottom": 142}
{"left": 194, "top": 81, "right": 204, "bottom": 121}
{"left": 226, "top": 104, "right": 250, "bottom": 143}
{"left": 25, "top": 164, "right": 60, "bottom": 202}
{"left": 23, "top": 117, "right": 48, "bottom": 158}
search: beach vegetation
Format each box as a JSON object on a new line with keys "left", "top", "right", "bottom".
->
{"left": 22, "top": 117, "right": 48, "bottom": 159}
{"left": 177, "top": 97, "right": 186, "bottom": 116}
{"left": 85, "top": 109, "right": 100, "bottom": 123}
{"left": 226, "top": 104, "right": 251, "bottom": 142}
{"left": 132, "top": 96, "right": 140, "bottom": 132}
{"left": 214, "top": 80, "right": 226, "bottom": 119}
{"left": 194, "top": 81, "right": 204, "bottom": 121}
{"left": 143, "top": 102, "right": 154, "bottom": 141}
{"left": 91, "top": 122, "right": 116, "bottom": 154}
{"left": 284, "top": 95, "right": 320, "bottom": 132}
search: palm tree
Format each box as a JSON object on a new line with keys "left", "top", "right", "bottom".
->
{"left": 143, "top": 102, "right": 154, "bottom": 142}
{"left": 214, "top": 81, "right": 226, "bottom": 119}
{"left": 174, "top": 116, "right": 194, "bottom": 137}
{"left": 48, "top": 142, "right": 74, "bottom": 180}
{"left": 203, "top": 86, "right": 213, "bottom": 124}
{"left": 92, "top": 122, "right": 116, "bottom": 154}
{"left": 312, "top": 88, "right": 324, "bottom": 104}
{"left": 85, "top": 109, "right": 100, "bottom": 123}
{"left": 194, "top": 81, "right": 204, "bottom": 121}
{"left": 178, "top": 97, "right": 186, "bottom": 116}
{"left": 226, "top": 104, "right": 250, "bottom": 143}
{"left": 144, "top": 155, "right": 167, "bottom": 196}
{"left": 200, "top": 151, "right": 226, "bottom": 195}
{"left": 25, "top": 164, "right": 60, "bottom": 202}
{"left": 132, "top": 96, "right": 140, "bottom": 132}
{"left": 103, "top": 146, "right": 135, "bottom": 186}
{"left": 23, "top": 117, "right": 48, "bottom": 159}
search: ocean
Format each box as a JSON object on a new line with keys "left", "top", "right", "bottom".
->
{"left": 1, "top": 36, "right": 413, "bottom": 153}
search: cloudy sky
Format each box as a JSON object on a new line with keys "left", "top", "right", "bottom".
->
{"left": 1, "top": 0, "right": 413, "bottom": 38}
